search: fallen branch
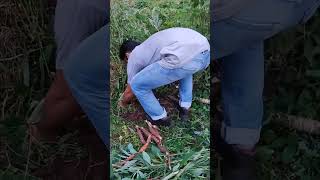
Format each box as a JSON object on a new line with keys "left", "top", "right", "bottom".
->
{"left": 271, "top": 113, "right": 320, "bottom": 135}
{"left": 197, "top": 98, "right": 210, "bottom": 104}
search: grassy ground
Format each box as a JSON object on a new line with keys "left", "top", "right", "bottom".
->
{"left": 110, "top": 0, "right": 210, "bottom": 179}
{"left": 255, "top": 12, "right": 320, "bottom": 179}
{"left": 0, "top": 0, "right": 55, "bottom": 179}
{"left": 0, "top": 1, "right": 104, "bottom": 179}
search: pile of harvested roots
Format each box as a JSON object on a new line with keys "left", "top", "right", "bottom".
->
{"left": 115, "top": 120, "right": 171, "bottom": 168}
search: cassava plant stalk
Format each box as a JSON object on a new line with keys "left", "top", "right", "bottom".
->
{"left": 271, "top": 113, "right": 320, "bottom": 135}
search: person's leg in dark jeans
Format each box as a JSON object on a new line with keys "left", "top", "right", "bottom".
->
{"left": 215, "top": 41, "right": 264, "bottom": 180}
{"left": 63, "top": 25, "right": 109, "bottom": 148}
{"left": 211, "top": 0, "right": 320, "bottom": 179}
{"left": 63, "top": 24, "right": 110, "bottom": 180}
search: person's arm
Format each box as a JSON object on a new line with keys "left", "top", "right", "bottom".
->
{"left": 119, "top": 84, "right": 135, "bottom": 106}
{"left": 118, "top": 51, "right": 144, "bottom": 107}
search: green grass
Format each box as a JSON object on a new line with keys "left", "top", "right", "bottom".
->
{"left": 110, "top": 0, "right": 210, "bottom": 179}
{"left": 0, "top": 1, "right": 88, "bottom": 179}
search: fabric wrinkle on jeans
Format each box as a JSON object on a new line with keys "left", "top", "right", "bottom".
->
{"left": 63, "top": 25, "right": 109, "bottom": 148}
{"left": 130, "top": 51, "right": 210, "bottom": 120}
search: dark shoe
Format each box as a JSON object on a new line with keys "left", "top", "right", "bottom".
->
{"left": 177, "top": 107, "right": 191, "bottom": 122}
{"left": 212, "top": 104, "right": 256, "bottom": 180}
{"left": 146, "top": 116, "right": 171, "bottom": 127}
{"left": 167, "top": 95, "right": 191, "bottom": 122}
{"left": 214, "top": 134, "right": 257, "bottom": 180}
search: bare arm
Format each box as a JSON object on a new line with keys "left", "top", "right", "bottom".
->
{"left": 119, "top": 84, "right": 135, "bottom": 107}
{"left": 122, "top": 84, "right": 135, "bottom": 104}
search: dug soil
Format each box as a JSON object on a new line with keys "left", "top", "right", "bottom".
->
{"left": 121, "top": 95, "right": 179, "bottom": 121}
{"left": 32, "top": 118, "right": 108, "bottom": 180}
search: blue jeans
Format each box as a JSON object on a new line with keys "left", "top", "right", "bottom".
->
{"left": 63, "top": 25, "right": 109, "bottom": 148}
{"left": 130, "top": 51, "right": 210, "bottom": 120}
{"left": 212, "top": 0, "right": 320, "bottom": 146}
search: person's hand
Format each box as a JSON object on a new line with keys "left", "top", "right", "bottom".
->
{"left": 118, "top": 99, "right": 126, "bottom": 108}
{"left": 118, "top": 93, "right": 126, "bottom": 108}
{"left": 118, "top": 85, "right": 135, "bottom": 108}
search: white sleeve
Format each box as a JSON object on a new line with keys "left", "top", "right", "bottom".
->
{"left": 127, "top": 52, "right": 144, "bottom": 84}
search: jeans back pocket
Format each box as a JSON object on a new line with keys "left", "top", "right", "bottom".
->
{"left": 181, "top": 52, "right": 209, "bottom": 72}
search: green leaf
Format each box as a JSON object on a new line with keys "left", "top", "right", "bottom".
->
{"left": 120, "top": 160, "right": 137, "bottom": 171}
{"left": 281, "top": 144, "right": 297, "bottom": 164}
{"left": 270, "top": 137, "right": 287, "bottom": 149}
{"left": 180, "top": 150, "right": 195, "bottom": 166}
{"left": 304, "top": 38, "right": 314, "bottom": 64}
{"left": 129, "top": 166, "right": 139, "bottom": 173}
{"left": 162, "top": 171, "right": 179, "bottom": 180}
{"left": 127, "top": 143, "right": 137, "bottom": 154}
{"left": 120, "top": 147, "right": 131, "bottom": 156}
{"left": 192, "top": 0, "right": 199, "bottom": 7}
{"left": 137, "top": 170, "right": 146, "bottom": 179}
{"left": 172, "top": 163, "right": 180, "bottom": 172}
{"left": 142, "top": 151, "right": 152, "bottom": 165}
{"left": 262, "top": 130, "right": 277, "bottom": 144}
{"left": 306, "top": 70, "right": 320, "bottom": 79}
{"left": 191, "top": 168, "right": 204, "bottom": 177}
{"left": 151, "top": 145, "right": 161, "bottom": 159}
{"left": 256, "top": 146, "right": 274, "bottom": 162}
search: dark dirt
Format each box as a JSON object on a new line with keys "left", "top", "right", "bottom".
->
{"left": 121, "top": 96, "right": 178, "bottom": 121}
{"left": 32, "top": 118, "right": 108, "bottom": 180}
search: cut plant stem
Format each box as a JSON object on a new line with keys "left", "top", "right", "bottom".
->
{"left": 272, "top": 113, "right": 320, "bottom": 135}
{"left": 197, "top": 98, "right": 210, "bottom": 104}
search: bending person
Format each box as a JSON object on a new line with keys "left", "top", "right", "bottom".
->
{"left": 119, "top": 27, "right": 210, "bottom": 126}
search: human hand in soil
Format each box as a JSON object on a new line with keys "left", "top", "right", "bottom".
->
{"left": 118, "top": 98, "right": 126, "bottom": 108}
{"left": 119, "top": 85, "right": 135, "bottom": 106}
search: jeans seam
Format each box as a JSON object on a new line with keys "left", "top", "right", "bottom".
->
{"left": 300, "top": 1, "right": 320, "bottom": 24}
